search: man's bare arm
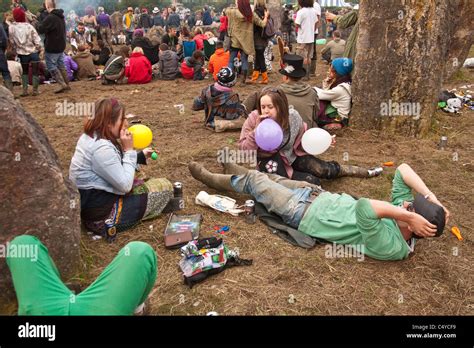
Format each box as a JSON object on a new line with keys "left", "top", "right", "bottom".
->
{"left": 397, "top": 163, "right": 450, "bottom": 222}
{"left": 369, "top": 200, "right": 436, "bottom": 238}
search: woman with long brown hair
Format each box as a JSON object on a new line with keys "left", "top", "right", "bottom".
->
{"left": 239, "top": 87, "right": 382, "bottom": 185}
{"left": 226, "top": 0, "right": 269, "bottom": 83}
{"left": 69, "top": 98, "right": 174, "bottom": 237}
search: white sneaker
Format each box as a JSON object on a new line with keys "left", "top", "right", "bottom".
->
{"left": 368, "top": 167, "right": 383, "bottom": 177}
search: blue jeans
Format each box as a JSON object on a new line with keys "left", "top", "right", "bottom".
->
{"left": 228, "top": 47, "right": 248, "bottom": 72}
{"left": 45, "top": 52, "right": 65, "bottom": 72}
{"left": 231, "top": 170, "right": 312, "bottom": 228}
{"left": 18, "top": 52, "right": 40, "bottom": 65}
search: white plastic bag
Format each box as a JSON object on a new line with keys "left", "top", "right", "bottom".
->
{"left": 195, "top": 191, "right": 245, "bottom": 216}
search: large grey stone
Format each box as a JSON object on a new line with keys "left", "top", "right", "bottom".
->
{"left": 0, "top": 86, "right": 81, "bottom": 313}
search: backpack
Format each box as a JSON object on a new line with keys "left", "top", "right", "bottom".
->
{"left": 261, "top": 16, "right": 276, "bottom": 40}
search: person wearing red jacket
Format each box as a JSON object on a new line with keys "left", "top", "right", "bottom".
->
{"left": 192, "top": 28, "right": 207, "bottom": 51}
{"left": 218, "top": 13, "right": 228, "bottom": 41}
{"left": 125, "top": 47, "right": 152, "bottom": 84}
{"left": 180, "top": 50, "right": 206, "bottom": 80}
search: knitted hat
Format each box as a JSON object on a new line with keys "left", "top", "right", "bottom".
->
{"left": 332, "top": 57, "right": 353, "bottom": 76}
{"left": 217, "top": 67, "right": 236, "bottom": 88}
{"left": 13, "top": 7, "right": 26, "bottom": 23}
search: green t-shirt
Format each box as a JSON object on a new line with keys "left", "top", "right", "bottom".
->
{"left": 298, "top": 169, "right": 414, "bottom": 261}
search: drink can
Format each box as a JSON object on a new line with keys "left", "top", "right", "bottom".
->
{"left": 173, "top": 182, "right": 183, "bottom": 198}
{"left": 245, "top": 200, "right": 255, "bottom": 214}
{"left": 104, "top": 218, "right": 117, "bottom": 242}
{"left": 439, "top": 136, "right": 448, "bottom": 150}
{"left": 244, "top": 200, "right": 256, "bottom": 224}
{"left": 173, "top": 182, "right": 184, "bottom": 209}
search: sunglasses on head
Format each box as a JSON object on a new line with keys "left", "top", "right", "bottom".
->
{"left": 261, "top": 87, "right": 284, "bottom": 97}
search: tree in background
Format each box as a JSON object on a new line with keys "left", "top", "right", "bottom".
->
{"left": 351, "top": 0, "right": 474, "bottom": 136}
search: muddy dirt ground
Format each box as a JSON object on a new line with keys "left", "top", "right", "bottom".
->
{"left": 15, "top": 46, "right": 474, "bottom": 315}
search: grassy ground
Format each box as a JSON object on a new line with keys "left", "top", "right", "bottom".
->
{"left": 15, "top": 46, "right": 474, "bottom": 316}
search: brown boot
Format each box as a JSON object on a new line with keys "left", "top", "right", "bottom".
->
{"left": 214, "top": 117, "right": 245, "bottom": 133}
{"left": 240, "top": 70, "right": 248, "bottom": 85}
{"left": 303, "top": 64, "right": 310, "bottom": 81}
{"left": 310, "top": 59, "right": 317, "bottom": 77}
{"left": 51, "top": 69, "right": 68, "bottom": 94}
{"left": 59, "top": 68, "right": 72, "bottom": 91}
{"left": 188, "top": 161, "right": 234, "bottom": 191}
{"left": 260, "top": 71, "right": 269, "bottom": 84}
{"left": 222, "top": 161, "right": 251, "bottom": 175}
{"left": 249, "top": 70, "right": 259, "bottom": 83}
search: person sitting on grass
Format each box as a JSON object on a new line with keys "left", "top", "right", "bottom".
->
{"left": 240, "top": 86, "right": 382, "bottom": 185}
{"left": 321, "top": 30, "right": 345, "bottom": 64}
{"left": 192, "top": 67, "right": 247, "bottom": 132}
{"left": 69, "top": 98, "right": 174, "bottom": 237}
{"left": 180, "top": 50, "right": 207, "bottom": 80}
{"left": 131, "top": 28, "right": 159, "bottom": 65}
{"left": 315, "top": 57, "right": 353, "bottom": 131}
{"left": 125, "top": 46, "right": 152, "bottom": 84}
{"left": 243, "top": 54, "right": 320, "bottom": 128}
{"left": 73, "top": 44, "right": 96, "bottom": 80}
{"left": 70, "top": 22, "right": 88, "bottom": 50}
{"left": 102, "top": 46, "right": 130, "bottom": 85}
{"left": 192, "top": 27, "right": 207, "bottom": 51}
{"left": 156, "top": 43, "right": 179, "bottom": 80}
{"left": 6, "top": 51, "right": 22, "bottom": 86}
{"left": 91, "top": 39, "right": 111, "bottom": 66}
{"left": 63, "top": 51, "right": 78, "bottom": 81}
{"left": 188, "top": 161, "right": 449, "bottom": 261}
{"left": 161, "top": 26, "right": 179, "bottom": 51}
{"left": 208, "top": 41, "right": 230, "bottom": 81}
{"left": 6, "top": 234, "right": 157, "bottom": 315}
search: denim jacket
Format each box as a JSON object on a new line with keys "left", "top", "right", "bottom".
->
{"left": 69, "top": 133, "right": 138, "bottom": 195}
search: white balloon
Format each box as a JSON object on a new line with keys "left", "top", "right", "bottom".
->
{"left": 301, "top": 128, "right": 333, "bottom": 155}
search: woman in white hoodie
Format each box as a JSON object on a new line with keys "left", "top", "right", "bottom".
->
{"left": 8, "top": 7, "right": 41, "bottom": 96}
{"left": 314, "top": 57, "right": 353, "bottom": 131}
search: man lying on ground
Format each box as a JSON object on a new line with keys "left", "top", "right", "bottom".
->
{"left": 188, "top": 161, "right": 449, "bottom": 261}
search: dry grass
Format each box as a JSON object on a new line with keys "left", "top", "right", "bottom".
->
{"left": 17, "top": 46, "right": 474, "bottom": 316}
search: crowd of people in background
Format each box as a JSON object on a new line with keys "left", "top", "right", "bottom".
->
{"left": 1, "top": 2, "right": 352, "bottom": 84}
{"left": 0, "top": 0, "right": 357, "bottom": 131}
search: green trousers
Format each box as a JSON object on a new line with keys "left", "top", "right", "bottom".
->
{"left": 6, "top": 235, "right": 157, "bottom": 315}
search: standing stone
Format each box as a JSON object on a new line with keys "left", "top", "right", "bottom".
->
{"left": 0, "top": 87, "right": 81, "bottom": 313}
{"left": 443, "top": 0, "right": 474, "bottom": 80}
{"left": 351, "top": 0, "right": 474, "bottom": 136}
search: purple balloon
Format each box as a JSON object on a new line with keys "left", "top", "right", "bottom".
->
{"left": 255, "top": 119, "right": 284, "bottom": 151}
